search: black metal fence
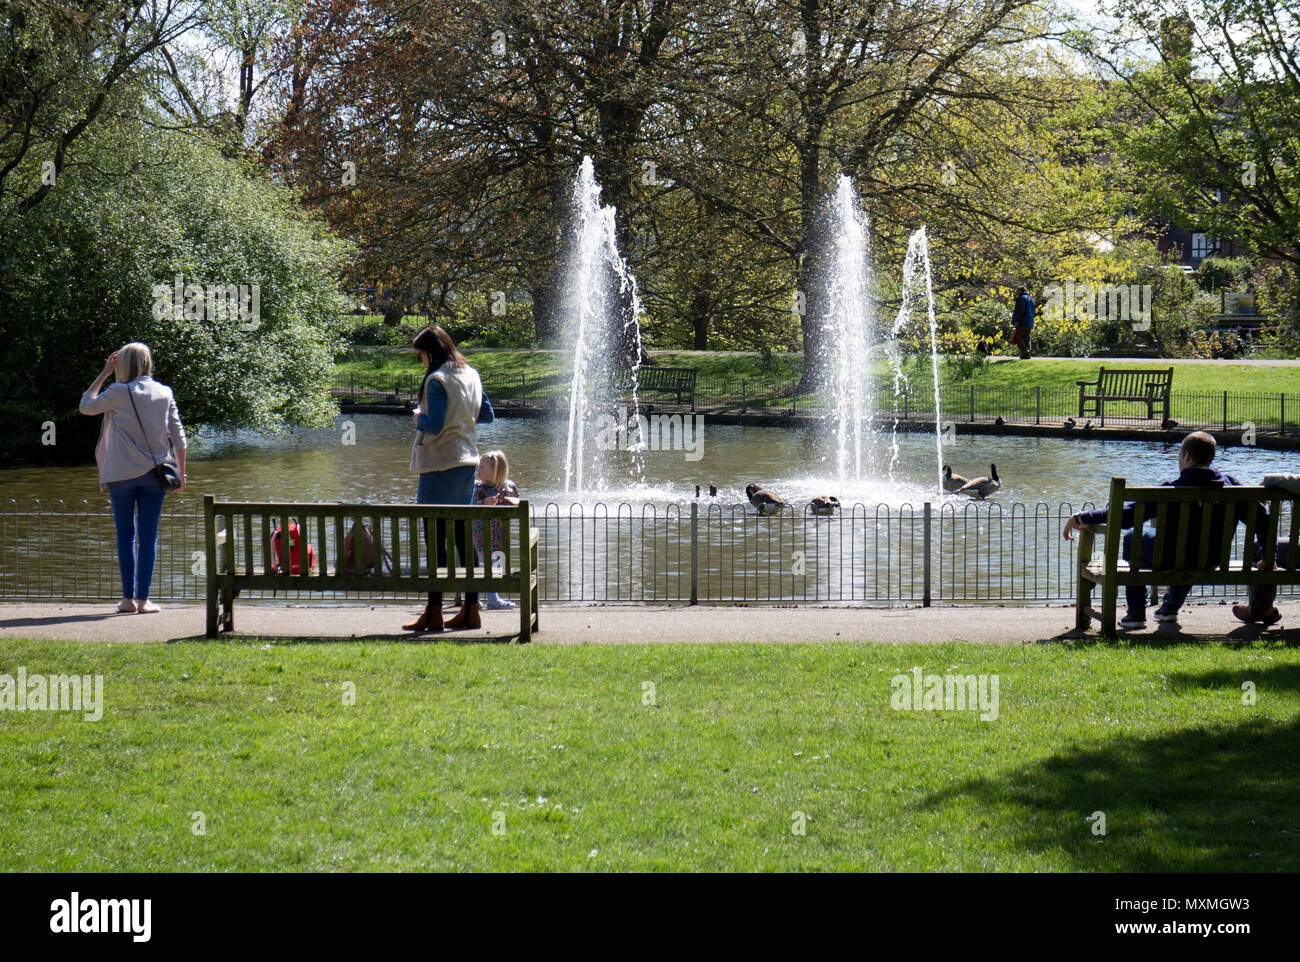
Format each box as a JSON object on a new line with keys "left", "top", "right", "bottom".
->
{"left": 332, "top": 372, "right": 1299, "bottom": 434}
{"left": 5, "top": 498, "right": 1295, "bottom": 606}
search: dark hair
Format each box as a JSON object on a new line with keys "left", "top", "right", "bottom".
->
{"left": 1017, "top": 286, "right": 1027, "bottom": 296}
{"left": 1180, "top": 431, "right": 1217, "bottom": 466}
{"left": 412, "top": 324, "right": 465, "bottom": 372}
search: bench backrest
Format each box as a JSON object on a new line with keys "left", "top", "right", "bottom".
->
{"left": 610, "top": 367, "right": 696, "bottom": 390}
{"left": 203, "top": 496, "right": 532, "bottom": 586}
{"left": 1099, "top": 479, "right": 1299, "bottom": 573}
{"left": 1095, "top": 367, "right": 1173, "bottom": 395}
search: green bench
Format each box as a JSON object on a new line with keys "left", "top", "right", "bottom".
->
{"left": 608, "top": 367, "right": 697, "bottom": 407}
{"left": 1076, "top": 367, "right": 1173, "bottom": 424}
{"left": 203, "top": 496, "right": 540, "bottom": 641}
{"left": 1075, "top": 478, "right": 1300, "bottom": 635}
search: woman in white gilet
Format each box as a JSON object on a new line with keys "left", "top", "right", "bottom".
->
{"left": 403, "top": 325, "right": 495, "bottom": 632}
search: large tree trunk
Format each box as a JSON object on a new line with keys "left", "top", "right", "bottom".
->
{"left": 689, "top": 289, "right": 712, "bottom": 350}
{"left": 794, "top": 0, "right": 826, "bottom": 392}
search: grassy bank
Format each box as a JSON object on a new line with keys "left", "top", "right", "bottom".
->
{"left": 2, "top": 637, "right": 1296, "bottom": 871}
{"left": 334, "top": 349, "right": 1300, "bottom": 397}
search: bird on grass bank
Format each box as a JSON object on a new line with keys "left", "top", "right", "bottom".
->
{"left": 942, "top": 465, "right": 969, "bottom": 493}
{"left": 957, "top": 464, "right": 1001, "bottom": 499}
{"left": 745, "top": 483, "right": 786, "bottom": 515}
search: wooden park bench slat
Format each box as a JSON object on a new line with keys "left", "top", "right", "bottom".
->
{"left": 1074, "top": 478, "right": 1300, "bottom": 635}
{"left": 607, "top": 367, "right": 697, "bottom": 407}
{"left": 204, "top": 496, "right": 540, "bottom": 642}
{"left": 1076, "top": 366, "right": 1173, "bottom": 424}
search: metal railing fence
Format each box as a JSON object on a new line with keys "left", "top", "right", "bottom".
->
{"left": 4, "top": 498, "right": 1295, "bottom": 606}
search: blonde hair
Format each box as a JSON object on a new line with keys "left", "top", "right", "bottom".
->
{"left": 116, "top": 342, "right": 153, "bottom": 382}
{"left": 481, "top": 450, "right": 509, "bottom": 488}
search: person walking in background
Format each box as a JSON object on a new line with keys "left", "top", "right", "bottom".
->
{"left": 79, "top": 343, "right": 187, "bottom": 614}
{"left": 471, "top": 450, "right": 521, "bottom": 610}
{"left": 403, "top": 324, "right": 495, "bottom": 632}
{"left": 1011, "top": 286, "right": 1035, "bottom": 359}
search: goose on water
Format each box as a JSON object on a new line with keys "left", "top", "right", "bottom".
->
{"left": 942, "top": 464, "right": 969, "bottom": 494}
{"left": 745, "top": 483, "right": 786, "bottom": 515}
{"left": 809, "top": 495, "right": 840, "bottom": 516}
{"left": 956, "top": 464, "right": 1001, "bottom": 499}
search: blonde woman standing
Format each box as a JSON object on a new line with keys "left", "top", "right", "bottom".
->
{"left": 80, "top": 343, "right": 187, "bottom": 613}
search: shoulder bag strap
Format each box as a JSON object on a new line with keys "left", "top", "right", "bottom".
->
{"left": 124, "top": 382, "right": 172, "bottom": 468}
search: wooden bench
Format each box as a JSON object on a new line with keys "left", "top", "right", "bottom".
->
{"left": 1075, "top": 478, "right": 1300, "bottom": 635}
{"left": 608, "top": 367, "right": 697, "bottom": 407}
{"left": 203, "top": 496, "right": 540, "bottom": 641}
{"left": 1076, "top": 367, "right": 1173, "bottom": 424}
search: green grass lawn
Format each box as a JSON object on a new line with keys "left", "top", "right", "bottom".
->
{"left": 334, "top": 348, "right": 1298, "bottom": 397}
{"left": 3, "top": 637, "right": 1297, "bottom": 871}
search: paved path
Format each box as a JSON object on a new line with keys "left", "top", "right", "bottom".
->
{"left": 2, "top": 602, "right": 1296, "bottom": 646}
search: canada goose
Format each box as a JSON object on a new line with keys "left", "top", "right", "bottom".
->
{"left": 709, "top": 484, "right": 717, "bottom": 497}
{"left": 957, "top": 464, "right": 1001, "bottom": 499}
{"left": 1082, "top": 419, "right": 1094, "bottom": 432}
{"left": 942, "top": 464, "right": 969, "bottom": 493}
{"left": 809, "top": 495, "right": 839, "bottom": 516}
{"left": 745, "top": 483, "right": 786, "bottom": 515}
{"left": 994, "top": 416, "right": 1005, "bottom": 427}
{"left": 1162, "top": 417, "right": 1178, "bottom": 431}
{"left": 1063, "top": 418, "right": 1076, "bottom": 430}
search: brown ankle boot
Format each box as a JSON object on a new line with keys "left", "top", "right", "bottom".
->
{"left": 446, "top": 602, "right": 481, "bottom": 630}
{"left": 403, "top": 601, "right": 444, "bottom": 632}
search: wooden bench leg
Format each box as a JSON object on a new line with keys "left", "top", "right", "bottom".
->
{"left": 221, "top": 587, "right": 235, "bottom": 633}
{"left": 1075, "top": 576, "right": 1094, "bottom": 631}
{"left": 1100, "top": 579, "right": 1118, "bottom": 636}
{"left": 206, "top": 579, "right": 218, "bottom": 638}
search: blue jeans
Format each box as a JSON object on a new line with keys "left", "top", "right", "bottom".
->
{"left": 1122, "top": 528, "right": 1192, "bottom": 619}
{"left": 417, "top": 464, "right": 477, "bottom": 607}
{"left": 1246, "top": 538, "right": 1295, "bottom": 615}
{"left": 107, "top": 470, "right": 167, "bottom": 600}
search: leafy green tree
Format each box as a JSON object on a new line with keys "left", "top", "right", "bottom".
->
{"left": 1079, "top": 0, "right": 1300, "bottom": 270}
{"left": 0, "top": 118, "right": 350, "bottom": 461}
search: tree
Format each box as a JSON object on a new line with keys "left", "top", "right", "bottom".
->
{"left": 646, "top": 0, "right": 1116, "bottom": 384}
{"left": 1079, "top": 0, "right": 1300, "bottom": 270}
{"left": 0, "top": 117, "right": 350, "bottom": 461}
{"left": 0, "top": 0, "right": 199, "bottom": 218}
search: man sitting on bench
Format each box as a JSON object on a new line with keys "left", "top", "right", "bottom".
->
{"left": 1063, "top": 431, "right": 1255, "bottom": 630}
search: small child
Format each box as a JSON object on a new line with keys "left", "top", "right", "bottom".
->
{"left": 472, "top": 450, "right": 520, "bottom": 610}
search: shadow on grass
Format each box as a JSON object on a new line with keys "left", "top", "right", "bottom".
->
{"left": 1041, "top": 623, "right": 1300, "bottom": 648}
{"left": 918, "top": 713, "right": 1300, "bottom": 871}
{"left": 167, "top": 631, "right": 521, "bottom": 646}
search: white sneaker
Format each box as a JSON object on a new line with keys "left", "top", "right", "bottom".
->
{"left": 484, "top": 597, "right": 515, "bottom": 610}
{"left": 1119, "top": 614, "right": 1146, "bottom": 630}
{"left": 1153, "top": 609, "right": 1179, "bottom": 624}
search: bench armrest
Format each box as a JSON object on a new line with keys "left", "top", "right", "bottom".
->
{"left": 1077, "top": 523, "right": 1105, "bottom": 563}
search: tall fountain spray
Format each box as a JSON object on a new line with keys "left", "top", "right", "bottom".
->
{"left": 563, "top": 157, "right": 645, "bottom": 494}
{"left": 822, "top": 175, "right": 878, "bottom": 484}
{"left": 890, "top": 226, "right": 945, "bottom": 493}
